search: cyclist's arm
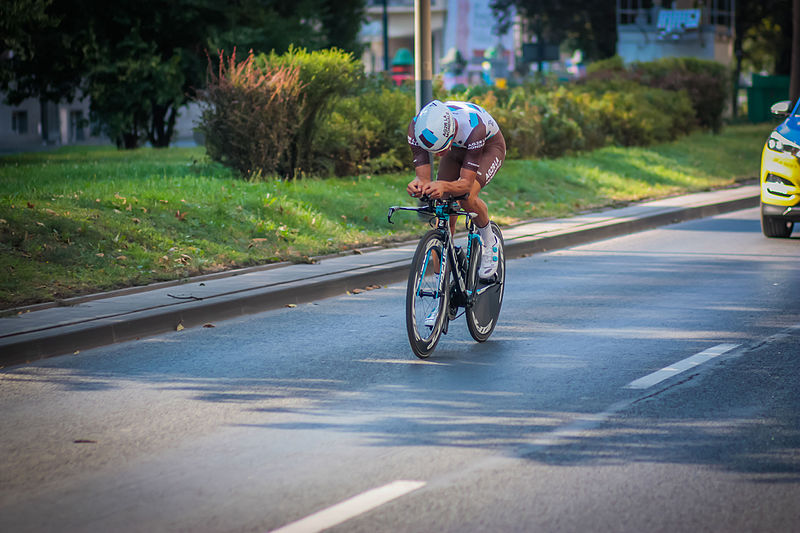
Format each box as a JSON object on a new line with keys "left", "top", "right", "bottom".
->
{"left": 423, "top": 122, "right": 485, "bottom": 198}
{"left": 408, "top": 121, "right": 433, "bottom": 195}
{"left": 422, "top": 168, "right": 476, "bottom": 198}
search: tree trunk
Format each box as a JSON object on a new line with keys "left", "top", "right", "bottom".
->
{"left": 149, "top": 103, "right": 176, "bottom": 148}
{"left": 120, "top": 131, "right": 139, "bottom": 149}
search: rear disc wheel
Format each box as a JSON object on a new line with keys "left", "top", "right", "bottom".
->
{"left": 466, "top": 222, "right": 505, "bottom": 342}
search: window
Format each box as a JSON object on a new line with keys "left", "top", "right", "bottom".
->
{"left": 12, "top": 111, "right": 28, "bottom": 135}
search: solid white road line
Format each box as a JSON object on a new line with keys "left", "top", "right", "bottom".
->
{"left": 625, "top": 343, "right": 740, "bottom": 390}
{"left": 270, "top": 480, "right": 426, "bottom": 533}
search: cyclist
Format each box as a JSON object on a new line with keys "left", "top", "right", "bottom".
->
{"left": 407, "top": 99, "right": 506, "bottom": 280}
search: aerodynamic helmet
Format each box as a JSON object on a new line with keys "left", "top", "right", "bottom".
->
{"left": 413, "top": 100, "right": 455, "bottom": 153}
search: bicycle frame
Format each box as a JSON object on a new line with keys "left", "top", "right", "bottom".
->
{"left": 391, "top": 194, "right": 507, "bottom": 357}
{"left": 388, "top": 196, "right": 482, "bottom": 309}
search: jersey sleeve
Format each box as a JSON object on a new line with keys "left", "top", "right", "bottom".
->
{"left": 408, "top": 120, "right": 431, "bottom": 167}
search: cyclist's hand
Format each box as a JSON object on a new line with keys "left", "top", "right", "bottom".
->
{"left": 407, "top": 178, "right": 423, "bottom": 197}
{"left": 422, "top": 181, "right": 447, "bottom": 199}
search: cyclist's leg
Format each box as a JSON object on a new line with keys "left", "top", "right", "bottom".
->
{"left": 462, "top": 134, "right": 506, "bottom": 277}
{"left": 435, "top": 150, "right": 463, "bottom": 236}
{"left": 456, "top": 132, "right": 505, "bottom": 228}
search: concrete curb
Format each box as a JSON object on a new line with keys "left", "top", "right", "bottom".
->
{"left": 503, "top": 193, "right": 759, "bottom": 257}
{"left": 0, "top": 188, "right": 760, "bottom": 368}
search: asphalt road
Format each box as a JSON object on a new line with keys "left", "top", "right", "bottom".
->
{"left": 1, "top": 207, "right": 799, "bottom": 532}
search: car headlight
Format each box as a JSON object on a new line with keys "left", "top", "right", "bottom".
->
{"left": 766, "top": 131, "right": 800, "bottom": 155}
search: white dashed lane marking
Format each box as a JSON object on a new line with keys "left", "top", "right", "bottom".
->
{"left": 625, "top": 343, "right": 740, "bottom": 390}
{"left": 270, "top": 480, "right": 426, "bottom": 533}
{"left": 271, "top": 343, "right": 744, "bottom": 532}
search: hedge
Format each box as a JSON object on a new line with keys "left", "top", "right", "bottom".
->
{"left": 197, "top": 50, "right": 725, "bottom": 179}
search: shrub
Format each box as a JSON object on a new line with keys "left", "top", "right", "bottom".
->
{"left": 314, "top": 81, "right": 416, "bottom": 176}
{"left": 630, "top": 57, "right": 729, "bottom": 132}
{"left": 586, "top": 55, "right": 626, "bottom": 75}
{"left": 198, "top": 49, "right": 714, "bottom": 179}
{"left": 259, "top": 46, "right": 363, "bottom": 176}
{"left": 585, "top": 56, "right": 729, "bottom": 132}
{"left": 197, "top": 50, "right": 305, "bottom": 178}
{"left": 468, "top": 82, "right": 693, "bottom": 160}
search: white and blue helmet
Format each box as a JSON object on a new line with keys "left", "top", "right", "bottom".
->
{"left": 413, "top": 100, "right": 455, "bottom": 153}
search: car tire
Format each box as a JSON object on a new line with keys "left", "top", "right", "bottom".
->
{"left": 761, "top": 212, "right": 794, "bottom": 238}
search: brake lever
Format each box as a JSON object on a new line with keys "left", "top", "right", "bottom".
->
{"left": 387, "top": 206, "right": 398, "bottom": 224}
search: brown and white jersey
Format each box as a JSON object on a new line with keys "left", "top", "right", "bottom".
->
{"left": 408, "top": 101, "right": 501, "bottom": 172}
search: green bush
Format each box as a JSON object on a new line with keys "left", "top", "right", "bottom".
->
{"left": 585, "top": 56, "right": 729, "bottom": 132}
{"left": 197, "top": 50, "right": 305, "bottom": 178}
{"left": 259, "top": 46, "right": 363, "bottom": 176}
{"left": 585, "top": 55, "right": 625, "bottom": 75}
{"left": 314, "top": 79, "right": 416, "bottom": 176}
{"left": 199, "top": 49, "right": 720, "bottom": 179}
{"left": 467, "top": 82, "right": 694, "bottom": 160}
{"left": 630, "top": 57, "right": 729, "bottom": 132}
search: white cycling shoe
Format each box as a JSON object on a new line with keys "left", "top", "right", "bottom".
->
{"left": 479, "top": 235, "right": 499, "bottom": 279}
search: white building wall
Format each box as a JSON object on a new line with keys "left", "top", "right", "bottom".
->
{"left": 0, "top": 93, "right": 103, "bottom": 152}
{"left": 617, "top": 27, "right": 732, "bottom": 65}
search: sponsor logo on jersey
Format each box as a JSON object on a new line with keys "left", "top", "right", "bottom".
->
{"left": 485, "top": 156, "right": 501, "bottom": 184}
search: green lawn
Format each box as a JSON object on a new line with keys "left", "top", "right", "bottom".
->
{"left": 0, "top": 123, "right": 772, "bottom": 309}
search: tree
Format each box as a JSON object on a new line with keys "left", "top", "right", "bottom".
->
{"left": 83, "top": 0, "right": 226, "bottom": 148}
{"left": 4, "top": 0, "right": 366, "bottom": 149}
{"left": 210, "top": 0, "right": 367, "bottom": 61}
{"left": 491, "top": 0, "right": 617, "bottom": 63}
{"left": 731, "top": 0, "right": 793, "bottom": 116}
{"left": 0, "top": 0, "right": 87, "bottom": 106}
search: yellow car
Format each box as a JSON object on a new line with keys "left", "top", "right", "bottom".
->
{"left": 760, "top": 100, "right": 800, "bottom": 238}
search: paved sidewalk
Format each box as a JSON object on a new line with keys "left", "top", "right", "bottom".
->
{"left": 0, "top": 185, "right": 759, "bottom": 368}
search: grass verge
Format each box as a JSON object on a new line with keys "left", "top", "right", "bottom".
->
{"left": 0, "top": 123, "right": 771, "bottom": 309}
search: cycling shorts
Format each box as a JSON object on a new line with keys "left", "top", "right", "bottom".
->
{"left": 436, "top": 130, "right": 506, "bottom": 188}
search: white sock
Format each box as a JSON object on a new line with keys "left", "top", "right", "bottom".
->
{"left": 478, "top": 222, "right": 494, "bottom": 246}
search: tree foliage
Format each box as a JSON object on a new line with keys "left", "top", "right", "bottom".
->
{"left": 0, "top": 0, "right": 87, "bottom": 104}
{"left": 1, "top": 0, "right": 366, "bottom": 149}
{"left": 491, "top": 0, "right": 617, "bottom": 62}
{"left": 734, "top": 0, "right": 792, "bottom": 75}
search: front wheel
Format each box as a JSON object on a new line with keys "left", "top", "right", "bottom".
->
{"left": 466, "top": 222, "right": 505, "bottom": 342}
{"left": 406, "top": 230, "right": 451, "bottom": 358}
{"left": 761, "top": 210, "right": 794, "bottom": 238}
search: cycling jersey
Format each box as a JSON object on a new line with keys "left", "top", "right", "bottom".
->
{"left": 408, "top": 101, "right": 504, "bottom": 187}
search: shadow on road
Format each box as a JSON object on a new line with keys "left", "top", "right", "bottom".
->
{"left": 3, "top": 248, "right": 799, "bottom": 484}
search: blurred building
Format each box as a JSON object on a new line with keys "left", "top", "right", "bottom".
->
{"left": 360, "top": 0, "right": 515, "bottom": 89}
{"left": 0, "top": 94, "right": 102, "bottom": 152}
{"left": 0, "top": 92, "right": 200, "bottom": 152}
{"left": 616, "top": 0, "right": 735, "bottom": 65}
{"left": 361, "top": 0, "right": 448, "bottom": 76}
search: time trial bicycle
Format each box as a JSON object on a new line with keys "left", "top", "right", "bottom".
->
{"left": 388, "top": 194, "right": 505, "bottom": 358}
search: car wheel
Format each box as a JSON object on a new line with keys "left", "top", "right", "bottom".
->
{"left": 761, "top": 212, "right": 794, "bottom": 238}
